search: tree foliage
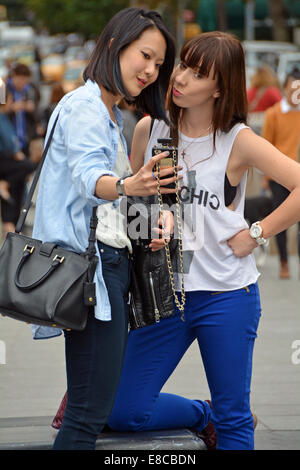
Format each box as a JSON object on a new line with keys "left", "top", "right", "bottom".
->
{"left": 26, "top": 0, "right": 129, "bottom": 37}
{"left": 25, "top": 0, "right": 198, "bottom": 39}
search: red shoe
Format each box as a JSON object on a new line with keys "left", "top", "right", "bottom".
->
{"left": 192, "top": 401, "right": 257, "bottom": 450}
{"left": 52, "top": 391, "right": 67, "bottom": 430}
{"left": 198, "top": 421, "right": 217, "bottom": 451}
{"left": 192, "top": 399, "right": 217, "bottom": 451}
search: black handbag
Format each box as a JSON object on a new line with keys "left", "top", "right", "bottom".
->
{"left": 0, "top": 114, "right": 99, "bottom": 331}
{"left": 127, "top": 195, "right": 177, "bottom": 329}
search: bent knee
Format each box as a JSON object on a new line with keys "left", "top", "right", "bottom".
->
{"left": 108, "top": 414, "right": 132, "bottom": 432}
{"left": 108, "top": 408, "right": 149, "bottom": 432}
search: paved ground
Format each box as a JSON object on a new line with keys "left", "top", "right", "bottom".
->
{"left": 0, "top": 253, "right": 299, "bottom": 450}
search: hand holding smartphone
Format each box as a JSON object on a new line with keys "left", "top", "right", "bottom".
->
{"left": 152, "top": 138, "right": 178, "bottom": 191}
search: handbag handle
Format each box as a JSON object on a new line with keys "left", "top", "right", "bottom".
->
{"left": 14, "top": 245, "right": 65, "bottom": 292}
{"left": 14, "top": 112, "right": 98, "bottom": 261}
{"left": 15, "top": 114, "right": 60, "bottom": 234}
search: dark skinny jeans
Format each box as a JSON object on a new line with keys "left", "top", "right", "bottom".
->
{"left": 52, "top": 242, "right": 130, "bottom": 450}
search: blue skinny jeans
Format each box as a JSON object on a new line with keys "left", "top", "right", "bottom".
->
{"left": 108, "top": 283, "right": 261, "bottom": 450}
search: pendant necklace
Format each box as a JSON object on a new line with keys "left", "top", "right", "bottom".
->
{"left": 180, "top": 124, "right": 213, "bottom": 170}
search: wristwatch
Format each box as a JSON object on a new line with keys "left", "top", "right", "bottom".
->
{"left": 249, "top": 221, "right": 269, "bottom": 246}
{"left": 116, "top": 176, "right": 130, "bottom": 197}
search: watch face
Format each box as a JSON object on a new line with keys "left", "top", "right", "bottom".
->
{"left": 250, "top": 224, "right": 262, "bottom": 238}
{"left": 116, "top": 180, "right": 123, "bottom": 196}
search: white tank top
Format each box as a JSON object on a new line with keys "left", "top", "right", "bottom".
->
{"left": 145, "top": 119, "right": 260, "bottom": 292}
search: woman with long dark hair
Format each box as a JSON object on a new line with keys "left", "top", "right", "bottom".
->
{"left": 108, "top": 32, "right": 300, "bottom": 450}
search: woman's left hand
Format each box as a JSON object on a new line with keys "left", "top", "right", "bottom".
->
{"left": 227, "top": 229, "right": 258, "bottom": 257}
{"left": 149, "top": 210, "right": 174, "bottom": 252}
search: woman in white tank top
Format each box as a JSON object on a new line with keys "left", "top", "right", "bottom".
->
{"left": 107, "top": 32, "right": 300, "bottom": 450}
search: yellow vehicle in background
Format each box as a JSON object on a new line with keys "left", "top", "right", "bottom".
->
{"left": 9, "top": 45, "right": 35, "bottom": 66}
{"left": 41, "top": 54, "right": 65, "bottom": 82}
{"left": 62, "top": 60, "right": 86, "bottom": 93}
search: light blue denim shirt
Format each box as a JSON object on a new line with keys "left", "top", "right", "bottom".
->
{"left": 31, "top": 79, "right": 128, "bottom": 339}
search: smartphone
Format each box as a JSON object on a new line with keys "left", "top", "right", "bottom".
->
{"left": 152, "top": 138, "right": 178, "bottom": 191}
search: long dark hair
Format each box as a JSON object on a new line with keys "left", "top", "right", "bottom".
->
{"left": 167, "top": 31, "right": 248, "bottom": 145}
{"left": 84, "top": 7, "right": 175, "bottom": 122}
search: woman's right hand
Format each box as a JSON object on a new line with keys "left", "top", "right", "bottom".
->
{"left": 124, "top": 151, "right": 182, "bottom": 196}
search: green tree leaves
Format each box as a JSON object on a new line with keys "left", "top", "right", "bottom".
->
{"left": 26, "top": 0, "right": 128, "bottom": 37}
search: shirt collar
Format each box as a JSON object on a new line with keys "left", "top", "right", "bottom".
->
{"left": 280, "top": 97, "right": 300, "bottom": 113}
{"left": 85, "top": 79, "right": 124, "bottom": 129}
{"left": 85, "top": 78, "right": 101, "bottom": 97}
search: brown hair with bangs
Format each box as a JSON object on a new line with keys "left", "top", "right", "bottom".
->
{"left": 167, "top": 31, "right": 248, "bottom": 146}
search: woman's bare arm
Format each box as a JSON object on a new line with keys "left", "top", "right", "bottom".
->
{"left": 237, "top": 128, "right": 300, "bottom": 238}
{"left": 130, "top": 116, "right": 151, "bottom": 174}
{"left": 227, "top": 128, "right": 300, "bottom": 257}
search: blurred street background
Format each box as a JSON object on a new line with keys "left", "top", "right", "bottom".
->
{"left": 0, "top": 0, "right": 300, "bottom": 451}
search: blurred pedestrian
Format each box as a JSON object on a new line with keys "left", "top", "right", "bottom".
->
{"left": 3, "top": 63, "right": 38, "bottom": 155}
{"left": 261, "top": 68, "right": 300, "bottom": 279}
{"left": 36, "top": 82, "right": 65, "bottom": 137}
{"left": 107, "top": 32, "right": 300, "bottom": 450}
{"left": 247, "top": 64, "right": 282, "bottom": 135}
{"left": 31, "top": 7, "right": 176, "bottom": 451}
{"left": 0, "top": 63, "right": 39, "bottom": 233}
{"left": 0, "top": 180, "right": 12, "bottom": 204}
{"left": 0, "top": 112, "right": 35, "bottom": 237}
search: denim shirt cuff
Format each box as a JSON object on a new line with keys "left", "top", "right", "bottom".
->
{"left": 31, "top": 324, "right": 63, "bottom": 340}
{"left": 88, "top": 169, "right": 119, "bottom": 205}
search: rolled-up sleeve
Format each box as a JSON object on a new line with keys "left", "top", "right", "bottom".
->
{"left": 62, "top": 98, "right": 118, "bottom": 205}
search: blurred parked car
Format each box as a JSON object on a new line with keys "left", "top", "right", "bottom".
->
{"left": 0, "top": 49, "right": 9, "bottom": 80}
{"left": 36, "top": 34, "right": 68, "bottom": 59}
{"left": 84, "top": 40, "right": 96, "bottom": 57}
{"left": 243, "top": 40, "right": 298, "bottom": 87}
{"left": 0, "top": 56, "right": 8, "bottom": 80}
{"left": 9, "top": 45, "right": 35, "bottom": 66}
{"left": 64, "top": 46, "right": 88, "bottom": 64}
{"left": 0, "top": 25, "right": 34, "bottom": 48}
{"left": 41, "top": 54, "right": 65, "bottom": 82}
{"left": 62, "top": 60, "right": 86, "bottom": 93}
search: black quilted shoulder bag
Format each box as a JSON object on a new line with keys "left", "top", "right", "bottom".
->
{"left": 0, "top": 114, "right": 98, "bottom": 331}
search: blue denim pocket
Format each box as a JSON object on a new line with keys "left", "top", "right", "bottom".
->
{"left": 98, "top": 242, "right": 124, "bottom": 266}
